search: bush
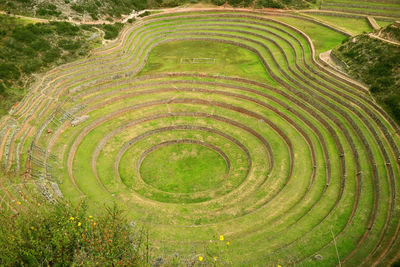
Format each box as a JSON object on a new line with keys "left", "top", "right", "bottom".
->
{"left": 98, "top": 23, "right": 123, "bottom": 39}
{"left": 0, "top": 63, "right": 20, "bottom": 80}
{"left": 0, "top": 201, "right": 146, "bottom": 266}
{"left": 211, "top": 0, "right": 226, "bottom": 5}
{"left": 51, "top": 21, "right": 79, "bottom": 36}
{"left": 37, "top": 4, "right": 61, "bottom": 17}
{"left": 58, "top": 39, "right": 82, "bottom": 50}
{"left": 43, "top": 47, "right": 61, "bottom": 63}
{"left": 21, "top": 59, "right": 43, "bottom": 74}
{"left": 12, "top": 27, "right": 37, "bottom": 42}
{"left": 334, "top": 33, "right": 400, "bottom": 124}
{"left": 71, "top": 4, "right": 85, "bottom": 13}
{"left": 257, "top": 0, "right": 283, "bottom": 8}
{"left": 139, "top": 11, "right": 151, "bottom": 17}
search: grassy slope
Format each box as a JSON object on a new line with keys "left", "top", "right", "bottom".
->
{"left": 272, "top": 16, "right": 348, "bottom": 53}
{"left": 333, "top": 25, "right": 400, "bottom": 124}
{"left": 302, "top": 13, "right": 372, "bottom": 35}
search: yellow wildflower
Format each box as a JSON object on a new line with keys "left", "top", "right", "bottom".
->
{"left": 278, "top": 265, "right": 282, "bottom": 267}
{"left": 93, "top": 222, "right": 96, "bottom": 226}
{"left": 78, "top": 222, "right": 82, "bottom": 227}
{"left": 198, "top": 256, "right": 203, "bottom": 261}
{"left": 69, "top": 217, "right": 75, "bottom": 221}
{"left": 37, "top": 203, "right": 41, "bottom": 207}
{"left": 226, "top": 241, "right": 230, "bottom": 246}
{"left": 17, "top": 201, "right": 21, "bottom": 205}
{"left": 89, "top": 215, "right": 93, "bottom": 219}
{"left": 30, "top": 226, "right": 35, "bottom": 230}
{"left": 213, "top": 256, "right": 217, "bottom": 261}
{"left": 219, "top": 235, "right": 224, "bottom": 241}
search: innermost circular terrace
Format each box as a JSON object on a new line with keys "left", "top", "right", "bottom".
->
{"left": 139, "top": 141, "right": 228, "bottom": 194}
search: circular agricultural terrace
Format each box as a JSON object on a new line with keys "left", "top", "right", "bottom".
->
{"left": 1, "top": 9, "right": 400, "bottom": 266}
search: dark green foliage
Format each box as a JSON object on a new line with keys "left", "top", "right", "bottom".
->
{"left": 0, "top": 63, "right": 20, "bottom": 81}
{"left": 378, "top": 24, "right": 400, "bottom": 43}
{"left": 0, "top": 0, "right": 313, "bottom": 20}
{"left": 257, "top": 0, "right": 283, "bottom": 8}
{"left": 393, "top": 258, "right": 400, "bottom": 267}
{"left": 333, "top": 29, "right": 400, "bottom": 123}
{"left": 211, "top": 0, "right": 226, "bottom": 6}
{"left": 95, "top": 23, "right": 124, "bottom": 39}
{"left": 69, "top": 0, "right": 147, "bottom": 18}
{"left": 139, "top": 11, "right": 151, "bottom": 17}
{"left": 71, "top": 4, "right": 85, "bottom": 13}
{"left": 58, "top": 39, "right": 82, "bottom": 50}
{"left": 0, "top": 201, "right": 146, "bottom": 266}
{"left": 50, "top": 21, "right": 80, "bottom": 36}
{"left": 43, "top": 47, "right": 61, "bottom": 63}
{"left": 37, "top": 3, "right": 61, "bottom": 17}
{"left": 0, "top": 15, "right": 97, "bottom": 116}
{"left": 228, "top": 0, "right": 253, "bottom": 7}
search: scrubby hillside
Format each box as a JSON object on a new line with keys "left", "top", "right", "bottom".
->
{"left": 0, "top": 14, "right": 126, "bottom": 116}
{"left": 332, "top": 23, "right": 400, "bottom": 124}
{"left": 0, "top": 0, "right": 316, "bottom": 20}
{"left": 0, "top": 196, "right": 147, "bottom": 266}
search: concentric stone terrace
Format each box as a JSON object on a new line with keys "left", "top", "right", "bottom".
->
{"left": 1, "top": 10, "right": 400, "bottom": 266}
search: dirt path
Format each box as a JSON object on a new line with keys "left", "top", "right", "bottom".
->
{"left": 368, "top": 33, "right": 400, "bottom": 46}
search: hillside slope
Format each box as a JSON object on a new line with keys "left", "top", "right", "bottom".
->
{"left": 332, "top": 23, "right": 400, "bottom": 124}
{"left": 0, "top": 14, "right": 120, "bottom": 116}
{"left": 0, "top": 0, "right": 316, "bottom": 20}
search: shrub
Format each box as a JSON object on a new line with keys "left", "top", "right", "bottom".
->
{"left": 58, "top": 39, "right": 82, "bottom": 50}
{"left": 98, "top": 23, "right": 123, "bottom": 39}
{"left": 0, "top": 63, "right": 20, "bottom": 80}
{"left": 257, "top": 0, "right": 283, "bottom": 8}
{"left": 211, "top": 0, "right": 226, "bottom": 5}
{"left": 139, "top": 11, "right": 151, "bottom": 17}
{"left": 0, "top": 201, "right": 147, "bottom": 266}
{"left": 71, "top": 4, "right": 85, "bottom": 13}
{"left": 51, "top": 21, "right": 80, "bottom": 36}
{"left": 43, "top": 47, "right": 61, "bottom": 63}
{"left": 37, "top": 4, "right": 61, "bottom": 17}
{"left": 21, "top": 59, "right": 43, "bottom": 74}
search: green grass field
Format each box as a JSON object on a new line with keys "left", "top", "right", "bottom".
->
{"left": 140, "top": 40, "right": 269, "bottom": 82}
{"left": 302, "top": 13, "right": 372, "bottom": 34}
{"left": 320, "top": 0, "right": 400, "bottom": 18}
{"left": 140, "top": 142, "right": 228, "bottom": 194}
{"left": 1, "top": 9, "right": 400, "bottom": 266}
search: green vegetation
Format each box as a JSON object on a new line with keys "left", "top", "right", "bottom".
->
{"left": 71, "top": 0, "right": 147, "bottom": 19}
{"left": 140, "top": 143, "right": 227, "bottom": 193}
{"left": 93, "top": 23, "right": 124, "bottom": 39}
{"left": 0, "top": 0, "right": 60, "bottom": 18}
{"left": 321, "top": 0, "right": 400, "bottom": 18}
{"left": 376, "top": 19, "right": 394, "bottom": 28}
{"left": 0, "top": 200, "right": 146, "bottom": 266}
{"left": 333, "top": 28, "right": 400, "bottom": 123}
{"left": 139, "top": 11, "right": 151, "bottom": 17}
{"left": 139, "top": 40, "right": 269, "bottom": 82}
{"left": 0, "top": 15, "right": 101, "bottom": 116}
{"left": 1, "top": 10, "right": 400, "bottom": 267}
{"left": 302, "top": 13, "right": 372, "bottom": 35}
{"left": 36, "top": 3, "right": 61, "bottom": 17}
{"left": 0, "top": 0, "right": 318, "bottom": 20}
{"left": 272, "top": 15, "right": 348, "bottom": 52}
